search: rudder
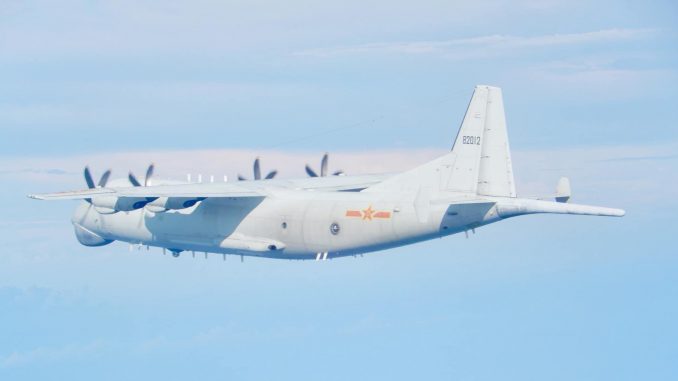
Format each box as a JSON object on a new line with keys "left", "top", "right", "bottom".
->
{"left": 476, "top": 86, "right": 516, "bottom": 197}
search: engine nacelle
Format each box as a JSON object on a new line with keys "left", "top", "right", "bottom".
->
{"left": 145, "top": 197, "right": 206, "bottom": 213}
{"left": 91, "top": 196, "right": 152, "bottom": 214}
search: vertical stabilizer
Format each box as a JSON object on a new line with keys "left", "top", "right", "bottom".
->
{"left": 364, "top": 86, "right": 495, "bottom": 194}
{"left": 445, "top": 84, "right": 490, "bottom": 193}
{"left": 476, "top": 86, "right": 516, "bottom": 197}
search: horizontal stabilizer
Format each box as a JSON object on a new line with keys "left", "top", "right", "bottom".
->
{"left": 497, "top": 198, "right": 625, "bottom": 218}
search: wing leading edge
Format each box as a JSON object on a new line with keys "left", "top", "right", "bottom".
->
{"left": 29, "top": 173, "right": 395, "bottom": 201}
{"left": 29, "top": 183, "right": 265, "bottom": 201}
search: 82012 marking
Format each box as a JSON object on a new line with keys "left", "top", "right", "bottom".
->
{"left": 462, "top": 136, "right": 481, "bottom": 145}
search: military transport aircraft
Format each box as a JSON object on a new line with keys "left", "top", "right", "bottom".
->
{"left": 29, "top": 86, "right": 625, "bottom": 261}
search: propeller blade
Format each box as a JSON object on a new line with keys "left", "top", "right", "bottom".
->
{"left": 305, "top": 165, "right": 318, "bottom": 177}
{"left": 253, "top": 158, "right": 261, "bottom": 180}
{"left": 333, "top": 170, "right": 344, "bottom": 176}
{"left": 237, "top": 175, "right": 247, "bottom": 181}
{"left": 84, "top": 167, "right": 96, "bottom": 189}
{"left": 98, "top": 170, "right": 112, "bottom": 187}
{"left": 129, "top": 172, "right": 142, "bottom": 187}
{"left": 144, "top": 164, "right": 155, "bottom": 186}
{"left": 321, "top": 153, "right": 329, "bottom": 177}
{"left": 265, "top": 170, "right": 278, "bottom": 180}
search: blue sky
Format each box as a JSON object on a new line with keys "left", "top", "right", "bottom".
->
{"left": 1, "top": 1, "right": 677, "bottom": 380}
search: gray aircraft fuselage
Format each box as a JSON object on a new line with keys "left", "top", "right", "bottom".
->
{"left": 72, "top": 187, "right": 499, "bottom": 260}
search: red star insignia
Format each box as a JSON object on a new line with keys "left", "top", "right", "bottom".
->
{"left": 362, "top": 206, "right": 374, "bottom": 221}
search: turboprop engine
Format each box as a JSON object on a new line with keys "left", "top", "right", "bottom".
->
{"left": 90, "top": 195, "right": 153, "bottom": 214}
{"left": 130, "top": 164, "right": 206, "bottom": 213}
{"left": 80, "top": 167, "right": 150, "bottom": 214}
{"left": 83, "top": 165, "right": 204, "bottom": 214}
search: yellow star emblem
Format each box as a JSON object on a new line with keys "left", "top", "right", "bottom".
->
{"left": 362, "top": 205, "right": 374, "bottom": 221}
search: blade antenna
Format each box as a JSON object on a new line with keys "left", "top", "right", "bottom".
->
{"left": 321, "top": 153, "right": 328, "bottom": 177}
{"left": 253, "top": 158, "right": 261, "bottom": 180}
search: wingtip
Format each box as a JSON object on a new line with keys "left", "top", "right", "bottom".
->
{"left": 599, "top": 207, "right": 625, "bottom": 217}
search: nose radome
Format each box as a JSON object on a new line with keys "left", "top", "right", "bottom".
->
{"left": 73, "top": 222, "right": 114, "bottom": 247}
{"left": 71, "top": 202, "right": 114, "bottom": 247}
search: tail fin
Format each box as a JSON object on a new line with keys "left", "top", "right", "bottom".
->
{"left": 365, "top": 85, "right": 515, "bottom": 195}
{"left": 476, "top": 87, "right": 516, "bottom": 197}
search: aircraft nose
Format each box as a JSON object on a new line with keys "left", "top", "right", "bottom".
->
{"left": 70, "top": 201, "right": 90, "bottom": 225}
{"left": 71, "top": 202, "right": 114, "bottom": 247}
{"left": 73, "top": 222, "right": 113, "bottom": 247}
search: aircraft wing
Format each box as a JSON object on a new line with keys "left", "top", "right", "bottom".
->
{"left": 29, "top": 173, "right": 395, "bottom": 201}
{"left": 273, "top": 173, "right": 393, "bottom": 192}
{"left": 29, "top": 183, "right": 265, "bottom": 200}
{"left": 29, "top": 188, "right": 117, "bottom": 200}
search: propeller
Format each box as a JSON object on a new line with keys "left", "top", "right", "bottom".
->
{"left": 83, "top": 167, "right": 111, "bottom": 204}
{"left": 84, "top": 167, "right": 111, "bottom": 189}
{"left": 129, "top": 163, "right": 155, "bottom": 187}
{"left": 238, "top": 157, "right": 277, "bottom": 181}
{"left": 128, "top": 164, "right": 158, "bottom": 208}
{"left": 305, "top": 153, "right": 343, "bottom": 177}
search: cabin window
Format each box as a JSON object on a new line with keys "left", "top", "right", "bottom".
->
{"left": 330, "top": 222, "right": 340, "bottom": 235}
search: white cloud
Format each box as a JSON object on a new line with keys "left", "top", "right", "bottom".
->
{"left": 0, "top": 341, "right": 107, "bottom": 368}
{"left": 517, "top": 64, "right": 674, "bottom": 101}
{"left": 2, "top": 148, "right": 442, "bottom": 187}
{"left": 295, "top": 28, "right": 655, "bottom": 59}
{"left": 4, "top": 142, "right": 675, "bottom": 206}
{"left": 0, "top": 1, "right": 646, "bottom": 61}
{"left": 0, "top": 323, "right": 278, "bottom": 368}
{"left": 1, "top": 143, "right": 672, "bottom": 309}
{"left": 511, "top": 143, "right": 678, "bottom": 206}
